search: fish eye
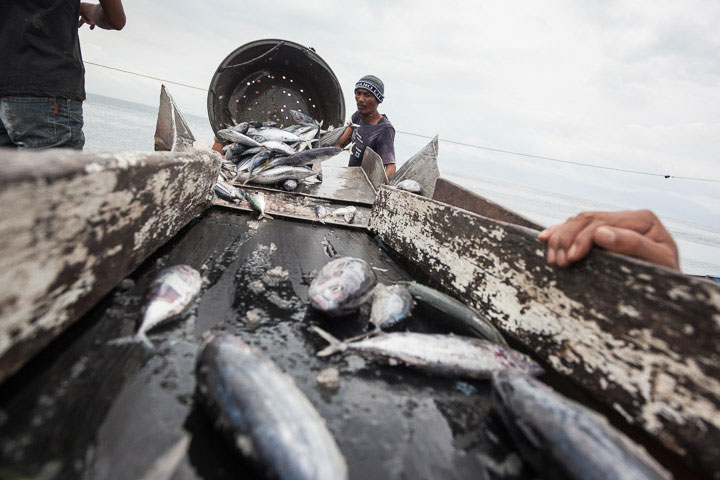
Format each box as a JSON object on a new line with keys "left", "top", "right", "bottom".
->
{"left": 330, "top": 284, "right": 343, "bottom": 292}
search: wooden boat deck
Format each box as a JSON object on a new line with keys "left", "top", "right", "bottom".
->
{"left": 0, "top": 209, "right": 530, "bottom": 479}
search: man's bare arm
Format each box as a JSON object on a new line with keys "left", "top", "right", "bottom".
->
{"left": 79, "top": 1, "right": 126, "bottom": 30}
{"left": 334, "top": 126, "right": 353, "bottom": 148}
{"left": 384, "top": 163, "right": 396, "bottom": 178}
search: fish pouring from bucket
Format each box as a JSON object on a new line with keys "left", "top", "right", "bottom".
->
{"left": 492, "top": 371, "right": 671, "bottom": 480}
{"left": 110, "top": 265, "right": 202, "bottom": 349}
{"left": 195, "top": 334, "right": 348, "bottom": 480}
{"left": 308, "top": 257, "right": 377, "bottom": 316}
{"left": 247, "top": 192, "right": 273, "bottom": 220}
{"left": 312, "top": 327, "right": 542, "bottom": 379}
{"left": 400, "top": 281, "right": 508, "bottom": 346}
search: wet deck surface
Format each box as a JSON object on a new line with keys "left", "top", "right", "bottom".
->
{"left": 0, "top": 209, "right": 559, "bottom": 479}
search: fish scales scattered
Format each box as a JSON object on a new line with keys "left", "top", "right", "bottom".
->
{"left": 492, "top": 371, "right": 672, "bottom": 480}
{"left": 195, "top": 334, "right": 348, "bottom": 480}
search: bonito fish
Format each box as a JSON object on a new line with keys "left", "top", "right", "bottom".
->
{"left": 313, "top": 327, "right": 542, "bottom": 379}
{"left": 235, "top": 166, "right": 317, "bottom": 185}
{"left": 195, "top": 334, "right": 348, "bottom": 480}
{"left": 290, "top": 109, "right": 319, "bottom": 126}
{"left": 400, "top": 281, "right": 508, "bottom": 346}
{"left": 216, "top": 129, "right": 262, "bottom": 147}
{"left": 249, "top": 126, "right": 301, "bottom": 143}
{"left": 247, "top": 192, "right": 273, "bottom": 220}
{"left": 369, "top": 283, "right": 414, "bottom": 330}
{"left": 111, "top": 265, "right": 201, "bottom": 349}
{"left": 492, "top": 371, "right": 671, "bottom": 480}
{"left": 308, "top": 257, "right": 376, "bottom": 316}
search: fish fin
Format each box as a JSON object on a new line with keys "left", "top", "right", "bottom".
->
{"left": 343, "top": 328, "right": 381, "bottom": 344}
{"left": 312, "top": 326, "right": 347, "bottom": 357}
{"left": 107, "top": 333, "right": 155, "bottom": 350}
{"left": 258, "top": 213, "right": 273, "bottom": 220}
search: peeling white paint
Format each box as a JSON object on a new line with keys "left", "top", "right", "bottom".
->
{"left": 370, "top": 187, "right": 720, "bottom": 463}
{"left": 0, "top": 149, "right": 219, "bottom": 379}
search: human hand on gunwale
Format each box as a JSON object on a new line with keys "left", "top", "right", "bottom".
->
{"left": 538, "top": 210, "right": 680, "bottom": 271}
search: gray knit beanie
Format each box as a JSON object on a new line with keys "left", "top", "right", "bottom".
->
{"left": 355, "top": 75, "right": 384, "bottom": 103}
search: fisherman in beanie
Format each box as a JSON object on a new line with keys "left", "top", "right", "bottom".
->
{"left": 336, "top": 75, "right": 396, "bottom": 178}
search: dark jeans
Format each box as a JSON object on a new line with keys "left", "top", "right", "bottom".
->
{"left": 0, "top": 96, "right": 85, "bottom": 149}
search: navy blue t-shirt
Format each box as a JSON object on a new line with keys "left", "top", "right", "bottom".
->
{"left": 348, "top": 111, "right": 395, "bottom": 167}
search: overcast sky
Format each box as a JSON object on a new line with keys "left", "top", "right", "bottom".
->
{"left": 80, "top": 0, "right": 720, "bottom": 227}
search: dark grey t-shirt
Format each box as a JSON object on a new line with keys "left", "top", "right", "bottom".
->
{"left": 0, "top": 0, "right": 86, "bottom": 101}
{"left": 348, "top": 111, "right": 395, "bottom": 167}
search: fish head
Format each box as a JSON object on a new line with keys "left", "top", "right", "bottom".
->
{"left": 308, "top": 257, "right": 377, "bottom": 316}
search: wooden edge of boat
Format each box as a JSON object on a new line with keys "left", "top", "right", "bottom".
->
{"left": 370, "top": 184, "right": 720, "bottom": 475}
{"left": 0, "top": 147, "right": 221, "bottom": 383}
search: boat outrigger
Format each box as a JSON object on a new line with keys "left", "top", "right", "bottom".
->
{"left": 0, "top": 40, "right": 718, "bottom": 479}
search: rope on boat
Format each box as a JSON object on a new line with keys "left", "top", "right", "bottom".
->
{"left": 84, "top": 61, "right": 207, "bottom": 91}
{"left": 83, "top": 60, "right": 720, "bottom": 184}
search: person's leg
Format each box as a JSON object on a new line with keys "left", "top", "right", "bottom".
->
{"left": 0, "top": 96, "right": 85, "bottom": 150}
{"left": 57, "top": 98, "right": 85, "bottom": 150}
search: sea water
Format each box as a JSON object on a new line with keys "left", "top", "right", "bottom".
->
{"left": 82, "top": 93, "right": 720, "bottom": 277}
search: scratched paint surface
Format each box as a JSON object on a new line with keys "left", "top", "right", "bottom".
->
{"left": 0, "top": 149, "right": 220, "bottom": 381}
{"left": 370, "top": 186, "right": 720, "bottom": 477}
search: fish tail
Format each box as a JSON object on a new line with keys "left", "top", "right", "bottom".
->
{"left": 106, "top": 332, "right": 155, "bottom": 350}
{"left": 312, "top": 326, "right": 347, "bottom": 357}
{"left": 258, "top": 213, "right": 273, "bottom": 220}
{"left": 136, "top": 332, "right": 156, "bottom": 350}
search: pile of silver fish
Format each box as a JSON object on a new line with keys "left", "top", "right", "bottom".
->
{"left": 196, "top": 334, "right": 348, "bottom": 480}
{"left": 110, "top": 265, "right": 202, "bottom": 349}
{"left": 492, "top": 371, "right": 672, "bottom": 480}
{"left": 216, "top": 110, "right": 344, "bottom": 189}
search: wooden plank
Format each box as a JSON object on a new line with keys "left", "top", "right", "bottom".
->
{"left": 154, "top": 85, "right": 196, "bottom": 152}
{"left": 361, "top": 147, "right": 387, "bottom": 192}
{"left": 0, "top": 148, "right": 220, "bottom": 383}
{"left": 369, "top": 185, "right": 720, "bottom": 477}
{"left": 212, "top": 187, "right": 370, "bottom": 229}
{"left": 432, "top": 177, "right": 542, "bottom": 229}
{"left": 234, "top": 166, "right": 377, "bottom": 206}
{"left": 389, "top": 135, "right": 440, "bottom": 197}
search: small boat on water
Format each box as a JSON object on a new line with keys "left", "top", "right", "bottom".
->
{"left": 0, "top": 40, "right": 718, "bottom": 479}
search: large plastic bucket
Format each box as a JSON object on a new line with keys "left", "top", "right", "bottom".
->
{"left": 207, "top": 39, "right": 345, "bottom": 136}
